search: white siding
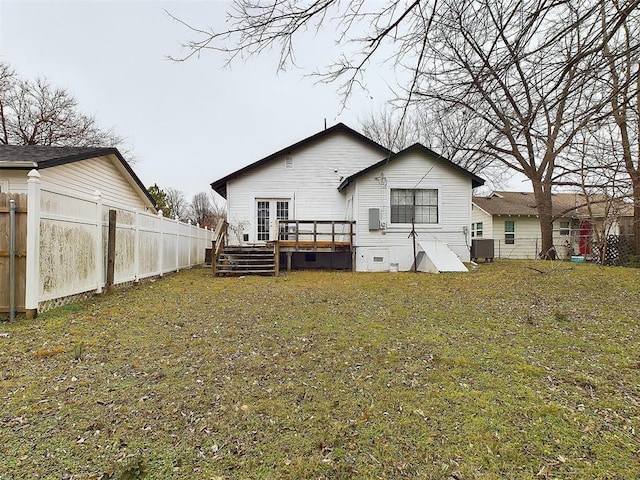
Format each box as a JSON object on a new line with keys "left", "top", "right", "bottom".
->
{"left": 39, "top": 155, "right": 151, "bottom": 210}
{"left": 226, "top": 131, "right": 386, "bottom": 243}
{"left": 0, "top": 170, "right": 29, "bottom": 193}
{"left": 353, "top": 151, "right": 474, "bottom": 270}
{"left": 1, "top": 155, "right": 153, "bottom": 211}
{"left": 471, "top": 203, "right": 493, "bottom": 237}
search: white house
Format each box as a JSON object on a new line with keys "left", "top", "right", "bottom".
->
{"left": 472, "top": 191, "right": 633, "bottom": 259}
{"left": 211, "top": 124, "right": 484, "bottom": 273}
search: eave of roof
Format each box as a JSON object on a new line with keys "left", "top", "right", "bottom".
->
{"left": 210, "top": 123, "right": 393, "bottom": 199}
{"left": 0, "top": 145, "right": 156, "bottom": 209}
{"left": 337, "top": 143, "right": 485, "bottom": 191}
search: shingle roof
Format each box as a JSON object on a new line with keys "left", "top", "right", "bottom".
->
{"left": 337, "top": 143, "right": 484, "bottom": 191}
{"left": 0, "top": 145, "right": 155, "bottom": 208}
{"left": 473, "top": 191, "right": 633, "bottom": 218}
{"left": 0, "top": 145, "right": 114, "bottom": 166}
{"left": 210, "top": 123, "right": 392, "bottom": 198}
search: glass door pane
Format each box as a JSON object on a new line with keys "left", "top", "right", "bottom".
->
{"left": 277, "top": 201, "right": 290, "bottom": 240}
{"left": 257, "top": 201, "right": 270, "bottom": 241}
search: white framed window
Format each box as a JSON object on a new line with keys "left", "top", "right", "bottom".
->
{"left": 390, "top": 188, "right": 438, "bottom": 224}
{"left": 0, "top": 179, "right": 8, "bottom": 193}
{"left": 505, "top": 220, "right": 515, "bottom": 244}
{"left": 472, "top": 222, "right": 483, "bottom": 238}
{"left": 559, "top": 221, "right": 570, "bottom": 236}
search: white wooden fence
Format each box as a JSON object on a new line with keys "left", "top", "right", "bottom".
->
{"left": 24, "top": 170, "right": 212, "bottom": 316}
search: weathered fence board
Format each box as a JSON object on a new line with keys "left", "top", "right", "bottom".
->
{"left": 0, "top": 193, "right": 27, "bottom": 315}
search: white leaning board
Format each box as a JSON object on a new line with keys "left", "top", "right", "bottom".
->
{"left": 417, "top": 240, "right": 468, "bottom": 273}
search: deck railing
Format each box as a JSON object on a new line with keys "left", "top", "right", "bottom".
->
{"left": 211, "top": 220, "right": 228, "bottom": 272}
{"left": 276, "top": 220, "right": 355, "bottom": 251}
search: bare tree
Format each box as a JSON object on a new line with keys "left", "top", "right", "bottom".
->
{"left": 360, "top": 105, "right": 510, "bottom": 189}
{"left": 166, "top": 187, "right": 191, "bottom": 222}
{"left": 598, "top": 0, "right": 640, "bottom": 254}
{"left": 191, "top": 191, "right": 215, "bottom": 226}
{"left": 360, "top": 107, "right": 422, "bottom": 152}
{"left": 0, "top": 62, "right": 125, "bottom": 149}
{"left": 0, "top": 63, "right": 16, "bottom": 145}
{"left": 174, "top": 0, "right": 640, "bottom": 258}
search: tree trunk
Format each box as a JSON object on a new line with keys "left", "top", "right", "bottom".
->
{"left": 532, "top": 180, "right": 556, "bottom": 259}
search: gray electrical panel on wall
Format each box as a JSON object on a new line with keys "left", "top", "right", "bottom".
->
{"left": 369, "top": 208, "right": 380, "bottom": 230}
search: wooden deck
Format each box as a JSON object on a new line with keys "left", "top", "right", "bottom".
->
{"left": 277, "top": 220, "right": 355, "bottom": 252}
{"left": 276, "top": 220, "right": 356, "bottom": 271}
{"left": 278, "top": 240, "right": 352, "bottom": 252}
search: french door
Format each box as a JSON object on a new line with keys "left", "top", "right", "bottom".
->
{"left": 256, "top": 199, "right": 290, "bottom": 242}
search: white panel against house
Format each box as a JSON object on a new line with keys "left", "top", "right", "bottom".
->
{"left": 353, "top": 151, "right": 474, "bottom": 267}
{"left": 226, "top": 131, "right": 387, "bottom": 244}
{"left": 418, "top": 240, "right": 468, "bottom": 272}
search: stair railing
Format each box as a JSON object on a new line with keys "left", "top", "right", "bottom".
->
{"left": 212, "top": 220, "right": 228, "bottom": 273}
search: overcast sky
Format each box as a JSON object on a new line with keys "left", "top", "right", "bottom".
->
{"left": 0, "top": 0, "right": 396, "bottom": 202}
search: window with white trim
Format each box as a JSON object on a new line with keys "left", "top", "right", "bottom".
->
{"left": 559, "top": 221, "right": 570, "bottom": 236}
{"left": 390, "top": 188, "right": 438, "bottom": 224}
{"left": 472, "top": 222, "right": 483, "bottom": 238}
{"left": 504, "top": 221, "right": 515, "bottom": 244}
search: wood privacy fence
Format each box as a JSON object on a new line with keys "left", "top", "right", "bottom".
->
{"left": 1, "top": 170, "right": 213, "bottom": 319}
{"left": 0, "top": 193, "right": 27, "bottom": 317}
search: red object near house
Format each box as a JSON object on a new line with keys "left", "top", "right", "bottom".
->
{"left": 579, "top": 221, "right": 592, "bottom": 255}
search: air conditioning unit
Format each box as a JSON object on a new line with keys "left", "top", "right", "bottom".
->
{"left": 471, "top": 239, "right": 494, "bottom": 262}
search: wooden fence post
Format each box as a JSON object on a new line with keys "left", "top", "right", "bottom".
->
{"left": 106, "top": 209, "right": 116, "bottom": 293}
{"left": 25, "top": 170, "right": 41, "bottom": 319}
{"left": 94, "top": 191, "right": 103, "bottom": 293}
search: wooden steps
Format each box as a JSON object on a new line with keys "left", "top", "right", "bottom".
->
{"left": 214, "top": 246, "right": 276, "bottom": 276}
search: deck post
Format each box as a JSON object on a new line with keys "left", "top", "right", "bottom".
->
{"left": 331, "top": 221, "right": 335, "bottom": 252}
{"left": 274, "top": 240, "right": 280, "bottom": 276}
{"left": 286, "top": 251, "right": 292, "bottom": 271}
{"left": 313, "top": 221, "right": 317, "bottom": 250}
{"left": 350, "top": 221, "right": 356, "bottom": 271}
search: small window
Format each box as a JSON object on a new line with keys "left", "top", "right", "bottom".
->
{"left": 559, "top": 221, "right": 570, "bottom": 236}
{"left": 472, "top": 222, "right": 483, "bottom": 238}
{"left": 285, "top": 156, "right": 294, "bottom": 169}
{"left": 505, "top": 221, "right": 515, "bottom": 245}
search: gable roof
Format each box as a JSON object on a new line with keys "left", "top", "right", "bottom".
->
{"left": 473, "top": 191, "right": 633, "bottom": 218}
{"left": 337, "top": 143, "right": 485, "bottom": 191}
{"left": 0, "top": 145, "right": 156, "bottom": 208}
{"left": 210, "top": 123, "right": 392, "bottom": 198}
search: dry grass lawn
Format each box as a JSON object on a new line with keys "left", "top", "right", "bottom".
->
{"left": 1, "top": 261, "right": 639, "bottom": 479}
